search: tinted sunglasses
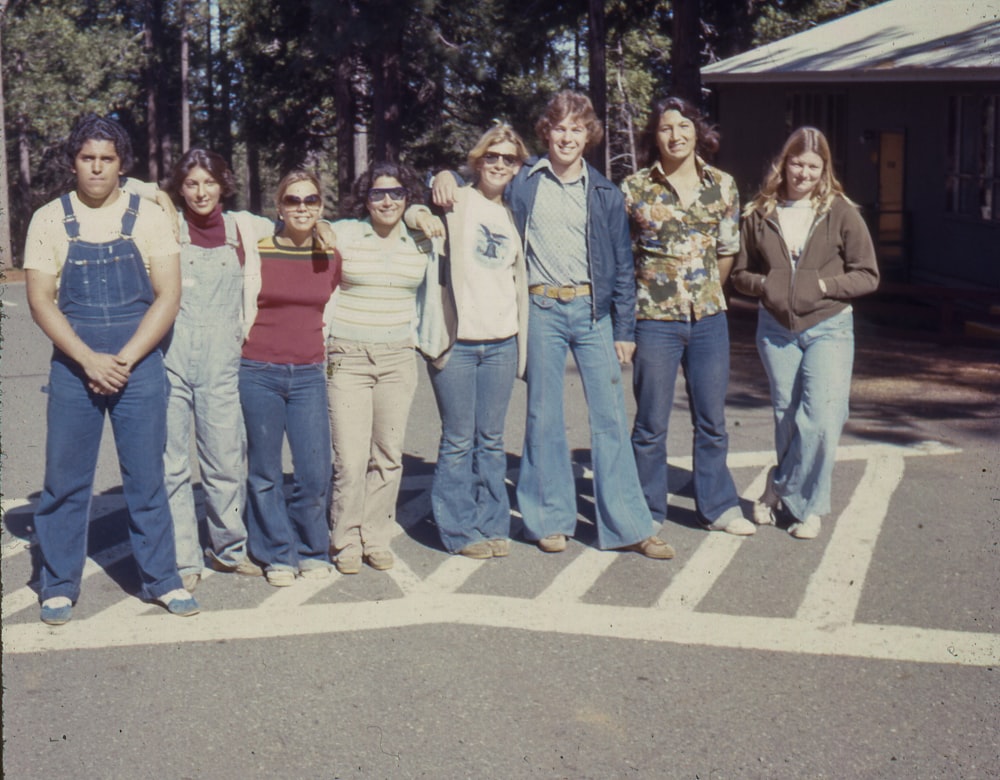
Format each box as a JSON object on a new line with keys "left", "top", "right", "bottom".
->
{"left": 281, "top": 194, "right": 321, "bottom": 208}
{"left": 367, "top": 187, "right": 407, "bottom": 202}
{"left": 482, "top": 152, "right": 519, "bottom": 167}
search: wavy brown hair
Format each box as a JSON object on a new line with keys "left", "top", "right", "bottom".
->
{"left": 535, "top": 90, "right": 604, "bottom": 151}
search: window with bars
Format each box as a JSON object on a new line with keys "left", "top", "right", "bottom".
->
{"left": 946, "top": 94, "right": 999, "bottom": 222}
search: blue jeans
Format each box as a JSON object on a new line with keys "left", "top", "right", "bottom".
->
{"left": 631, "top": 314, "right": 740, "bottom": 523}
{"left": 516, "top": 295, "right": 653, "bottom": 549}
{"left": 429, "top": 337, "right": 517, "bottom": 553}
{"left": 756, "top": 306, "right": 854, "bottom": 520}
{"left": 37, "top": 337, "right": 181, "bottom": 602}
{"left": 239, "top": 360, "right": 331, "bottom": 572}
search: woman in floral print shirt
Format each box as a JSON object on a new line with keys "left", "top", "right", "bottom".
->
{"left": 621, "top": 96, "right": 755, "bottom": 537}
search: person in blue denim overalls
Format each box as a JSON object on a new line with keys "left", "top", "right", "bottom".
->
{"left": 24, "top": 114, "right": 199, "bottom": 625}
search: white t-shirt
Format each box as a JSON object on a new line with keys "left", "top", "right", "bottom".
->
{"left": 457, "top": 189, "right": 519, "bottom": 341}
{"left": 776, "top": 199, "right": 817, "bottom": 264}
{"left": 23, "top": 190, "right": 180, "bottom": 281}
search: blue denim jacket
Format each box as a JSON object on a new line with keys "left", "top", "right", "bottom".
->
{"left": 506, "top": 158, "right": 637, "bottom": 342}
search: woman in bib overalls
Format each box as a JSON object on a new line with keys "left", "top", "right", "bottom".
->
{"left": 161, "top": 149, "right": 274, "bottom": 591}
{"left": 24, "top": 114, "right": 198, "bottom": 625}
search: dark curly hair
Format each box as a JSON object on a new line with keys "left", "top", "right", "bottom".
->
{"left": 639, "top": 96, "right": 720, "bottom": 168}
{"left": 166, "top": 148, "right": 237, "bottom": 205}
{"left": 64, "top": 113, "right": 134, "bottom": 173}
{"left": 344, "top": 161, "right": 425, "bottom": 220}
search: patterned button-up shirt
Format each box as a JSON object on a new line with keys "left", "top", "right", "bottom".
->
{"left": 621, "top": 158, "right": 739, "bottom": 321}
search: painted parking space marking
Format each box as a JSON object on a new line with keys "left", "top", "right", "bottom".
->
{"left": 4, "top": 440, "right": 997, "bottom": 669}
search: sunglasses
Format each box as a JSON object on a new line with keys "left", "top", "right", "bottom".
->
{"left": 482, "top": 152, "right": 519, "bottom": 167}
{"left": 367, "top": 187, "right": 407, "bottom": 202}
{"left": 281, "top": 194, "right": 321, "bottom": 208}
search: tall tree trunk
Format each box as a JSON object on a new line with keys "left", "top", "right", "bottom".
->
{"left": 144, "top": 0, "right": 161, "bottom": 181}
{"left": 246, "top": 142, "right": 261, "bottom": 214}
{"left": 216, "top": 2, "right": 233, "bottom": 164}
{"left": 180, "top": 0, "right": 190, "bottom": 151}
{"left": 0, "top": 0, "right": 12, "bottom": 270}
{"left": 587, "top": 0, "right": 608, "bottom": 175}
{"left": 334, "top": 54, "right": 356, "bottom": 200}
{"left": 672, "top": 0, "right": 702, "bottom": 104}
{"left": 371, "top": 47, "right": 401, "bottom": 163}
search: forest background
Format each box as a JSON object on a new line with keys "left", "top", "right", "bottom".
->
{"left": 0, "top": 0, "right": 881, "bottom": 267}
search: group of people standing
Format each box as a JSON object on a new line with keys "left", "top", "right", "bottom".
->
{"left": 23, "top": 88, "right": 878, "bottom": 625}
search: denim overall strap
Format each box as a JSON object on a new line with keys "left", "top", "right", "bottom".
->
{"left": 57, "top": 193, "right": 153, "bottom": 320}
{"left": 60, "top": 194, "right": 81, "bottom": 239}
{"left": 119, "top": 192, "right": 140, "bottom": 239}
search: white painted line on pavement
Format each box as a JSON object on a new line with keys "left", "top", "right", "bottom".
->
{"left": 797, "top": 452, "right": 905, "bottom": 625}
{"left": 536, "top": 546, "right": 618, "bottom": 603}
{"left": 415, "top": 554, "right": 488, "bottom": 593}
{"left": 655, "top": 532, "right": 745, "bottom": 610}
{"left": 385, "top": 555, "right": 424, "bottom": 593}
{"left": 1, "top": 539, "right": 133, "bottom": 619}
{"left": 4, "top": 594, "right": 997, "bottom": 667}
{"left": 259, "top": 571, "right": 340, "bottom": 608}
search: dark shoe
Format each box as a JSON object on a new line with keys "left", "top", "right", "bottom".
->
{"left": 40, "top": 598, "right": 73, "bottom": 626}
{"left": 619, "top": 536, "right": 675, "bottom": 560}
{"left": 458, "top": 541, "right": 493, "bottom": 559}
{"left": 537, "top": 534, "right": 567, "bottom": 553}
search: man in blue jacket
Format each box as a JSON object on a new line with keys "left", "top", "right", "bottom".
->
{"left": 437, "top": 91, "right": 674, "bottom": 558}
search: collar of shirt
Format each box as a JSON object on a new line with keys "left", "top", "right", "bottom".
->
{"left": 528, "top": 156, "right": 589, "bottom": 187}
{"left": 649, "top": 156, "right": 718, "bottom": 189}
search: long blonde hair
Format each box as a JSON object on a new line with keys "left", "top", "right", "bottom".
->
{"left": 744, "top": 126, "right": 851, "bottom": 217}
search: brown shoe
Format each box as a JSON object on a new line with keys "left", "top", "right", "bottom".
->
{"left": 364, "top": 549, "right": 395, "bottom": 571}
{"left": 619, "top": 536, "right": 675, "bottom": 560}
{"left": 487, "top": 539, "right": 510, "bottom": 557}
{"left": 334, "top": 555, "right": 362, "bottom": 575}
{"left": 208, "top": 557, "right": 263, "bottom": 576}
{"left": 458, "top": 541, "right": 493, "bottom": 559}
{"left": 537, "top": 534, "right": 567, "bottom": 553}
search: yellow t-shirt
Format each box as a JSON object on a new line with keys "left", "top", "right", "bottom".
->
{"left": 23, "top": 190, "right": 179, "bottom": 281}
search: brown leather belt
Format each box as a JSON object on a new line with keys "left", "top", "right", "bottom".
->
{"left": 528, "top": 283, "right": 592, "bottom": 302}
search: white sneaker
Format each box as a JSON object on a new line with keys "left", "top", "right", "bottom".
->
{"left": 265, "top": 569, "right": 296, "bottom": 587}
{"left": 753, "top": 466, "right": 780, "bottom": 525}
{"left": 789, "top": 515, "right": 822, "bottom": 539}
{"left": 705, "top": 507, "right": 756, "bottom": 536}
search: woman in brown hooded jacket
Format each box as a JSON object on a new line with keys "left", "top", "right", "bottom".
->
{"left": 732, "top": 126, "right": 879, "bottom": 540}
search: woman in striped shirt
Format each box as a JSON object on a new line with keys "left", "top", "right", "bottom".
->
{"left": 325, "top": 162, "right": 439, "bottom": 575}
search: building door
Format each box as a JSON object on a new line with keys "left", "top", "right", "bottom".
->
{"left": 878, "top": 131, "right": 907, "bottom": 279}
